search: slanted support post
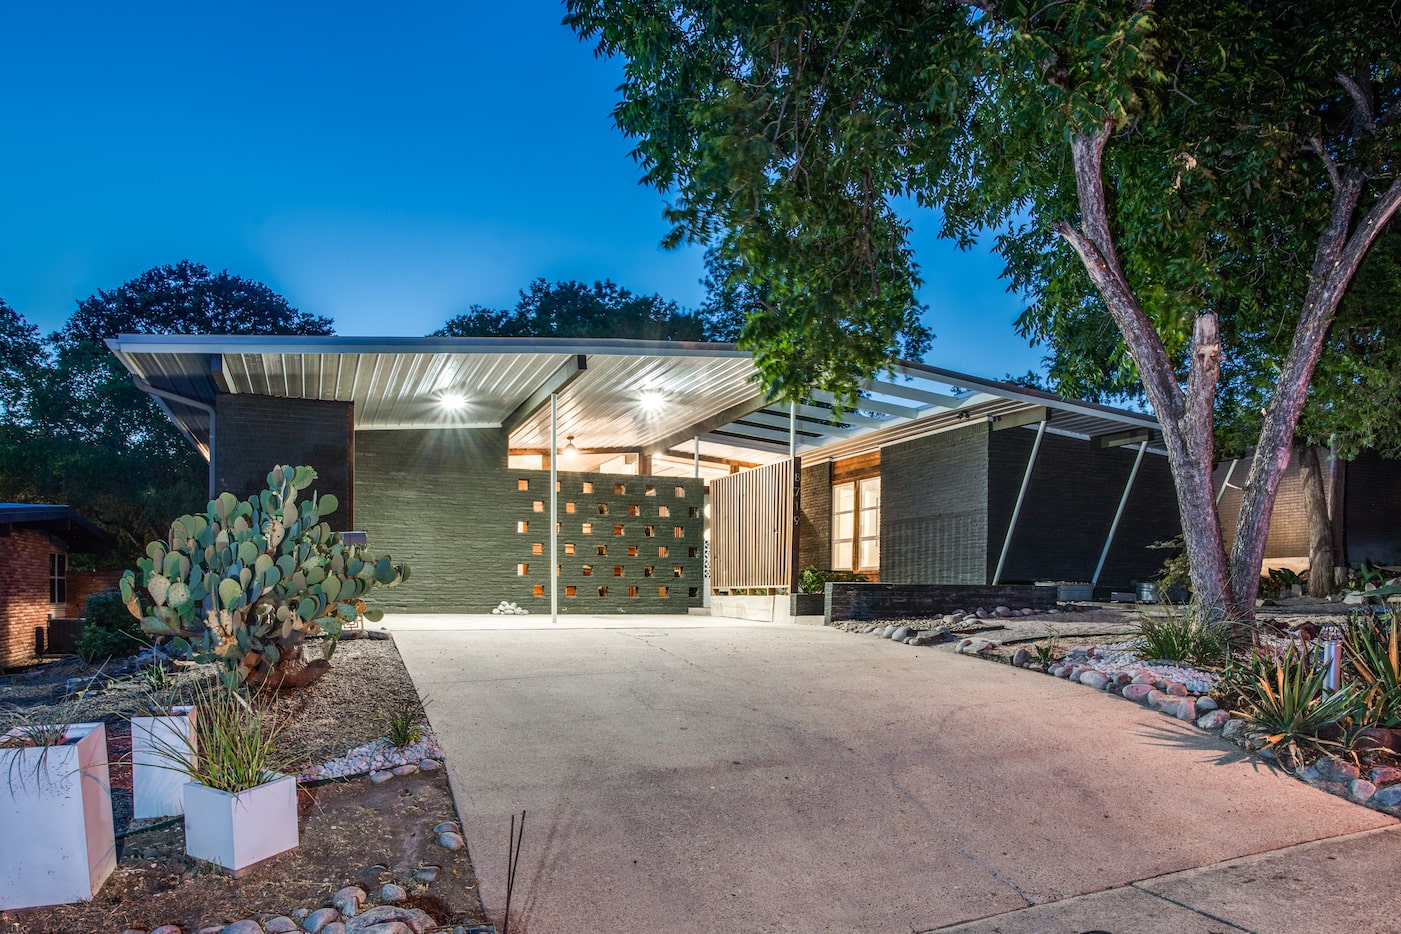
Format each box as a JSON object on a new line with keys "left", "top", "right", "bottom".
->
{"left": 1093, "top": 439, "right": 1148, "bottom": 586}
{"left": 993, "top": 418, "right": 1047, "bottom": 584}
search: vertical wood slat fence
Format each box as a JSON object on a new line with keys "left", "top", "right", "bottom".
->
{"left": 709, "top": 459, "right": 796, "bottom": 591}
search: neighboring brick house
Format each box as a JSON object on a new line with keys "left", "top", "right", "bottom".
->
{"left": 0, "top": 504, "right": 116, "bottom": 667}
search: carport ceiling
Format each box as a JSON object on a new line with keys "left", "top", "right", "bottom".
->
{"left": 105, "top": 335, "right": 1163, "bottom": 463}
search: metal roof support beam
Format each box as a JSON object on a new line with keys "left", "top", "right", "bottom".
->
{"left": 793, "top": 402, "right": 887, "bottom": 428}
{"left": 133, "top": 377, "right": 216, "bottom": 499}
{"left": 503, "top": 354, "right": 588, "bottom": 435}
{"left": 697, "top": 432, "right": 791, "bottom": 455}
{"left": 993, "top": 417, "right": 1048, "bottom": 585}
{"left": 866, "top": 374, "right": 964, "bottom": 408}
{"left": 1092, "top": 440, "right": 1148, "bottom": 586}
{"left": 789, "top": 401, "right": 797, "bottom": 458}
{"left": 642, "top": 393, "right": 771, "bottom": 455}
{"left": 989, "top": 407, "right": 1050, "bottom": 431}
{"left": 809, "top": 389, "right": 921, "bottom": 420}
{"left": 1216, "top": 458, "right": 1239, "bottom": 505}
{"left": 550, "top": 392, "right": 559, "bottom": 625}
{"left": 734, "top": 409, "right": 857, "bottom": 438}
{"left": 1097, "top": 428, "right": 1152, "bottom": 448}
{"left": 718, "top": 421, "right": 818, "bottom": 445}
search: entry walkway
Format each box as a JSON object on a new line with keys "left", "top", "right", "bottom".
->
{"left": 387, "top": 614, "right": 1397, "bottom": 934}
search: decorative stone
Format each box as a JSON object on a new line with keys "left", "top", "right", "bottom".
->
{"left": 1196, "top": 696, "right": 1218, "bottom": 712}
{"left": 437, "top": 831, "right": 466, "bottom": 850}
{"left": 292, "top": 910, "right": 311, "bottom": 921}
{"left": 1221, "top": 718, "right": 1247, "bottom": 742}
{"left": 1050, "top": 664, "right": 1070, "bottom": 678}
{"left": 891, "top": 625, "right": 912, "bottom": 642}
{"left": 369, "top": 770, "right": 393, "bottom": 784}
{"left": 265, "top": 919, "right": 299, "bottom": 934}
{"left": 221, "top": 921, "right": 265, "bottom": 934}
{"left": 152, "top": 927, "right": 183, "bottom": 934}
{"left": 994, "top": 605, "right": 1013, "bottom": 617}
{"left": 332, "top": 886, "right": 367, "bottom": 918}
{"left": 882, "top": 625, "right": 899, "bottom": 638}
{"left": 1370, "top": 766, "right": 1401, "bottom": 785}
{"left": 1315, "top": 757, "right": 1362, "bottom": 783}
{"left": 432, "top": 820, "right": 460, "bottom": 834}
{"left": 1078, "top": 671, "right": 1110, "bottom": 690}
{"left": 381, "top": 883, "right": 407, "bottom": 903}
{"left": 1011, "top": 648, "right": 1030, "bottom": 666}
{"left": 1370, "top": 785, "right": 1401, "bottom": 810}
{"left": 343, "top": 906, "right": 435, "bottom": 933}
{"left": 419, "top": 759, "right": 441, "bottom": 771}
{"left": 1164, "top": 681, "right": 1190, "bottom": 697}
{"left": 413, "top": 865, "right": 441, "bottom": 883}
{"left": 1196, "top": 710, "right": 1229, "bottom": 730}
{"left": 1350, "top": 779, "right": 1377, "bottom": 803}
{"left": 303, "top": 909, "right": 340, "bottom": 934}
{"left": 392, "top": 764, "right": 419, "bottom": 777}
{"left": 1356, "top": 728, "right": 1401, "bottom": 752}
{"left": 322, "top": 926, "right": 346, "bottom": 934}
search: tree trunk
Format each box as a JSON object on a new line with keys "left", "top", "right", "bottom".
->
{"left": 1329, "top": 451, "right": 1347, "bottom": 585}
{"left": 1301, "top": 445, "right": 1334, "bottom": 597}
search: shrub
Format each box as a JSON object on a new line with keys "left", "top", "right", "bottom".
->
{"left": 1133, "top": 607, "right": 1227, "bottom": 668}
{"left": 74, "top": 589, "right": 145, "bottom": 663}
{"left": 1345, "top": 610, "right": 1401, "bottom": 728}
{"left": 382, "top": 695, "right": 429, "bottom": 748}
{"left": 798, "top": 565, "right": 869, "bottom": 594}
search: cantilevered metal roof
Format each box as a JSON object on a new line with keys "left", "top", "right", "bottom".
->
{"left": 105, "top": 335, "right": 1163, "bottom": 466}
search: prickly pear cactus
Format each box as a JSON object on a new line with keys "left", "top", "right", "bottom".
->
{"left": 120, "top": 465, "right": 409, "bottom": 687}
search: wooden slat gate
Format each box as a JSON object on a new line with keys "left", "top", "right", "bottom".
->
{"left": 709, "top": 459, "right": 798, "bottom": 591}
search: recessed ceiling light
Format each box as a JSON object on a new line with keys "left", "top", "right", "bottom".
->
{"left": 639, "top": 391, "right": 665, "bottom": 411}
{"left": 440, "top": 392, "right": 466, "bottom": 411}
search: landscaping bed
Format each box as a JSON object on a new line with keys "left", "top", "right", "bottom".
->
{"left": 0, "top": 634, "right": 490, "bottom": 934}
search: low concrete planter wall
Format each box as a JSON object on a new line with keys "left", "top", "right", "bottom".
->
{"left": 789, "top": 593, "right": 825, "bottom": 617}
{"left": 826, "top": 583, "right": 1058, "bottom": 623}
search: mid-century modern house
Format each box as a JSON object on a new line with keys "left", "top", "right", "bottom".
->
{"left": 105, "top": 335, "right": 1183, "bottom": 616}
{"left": 0, "top": 504, "right": 116, "bottom": 667}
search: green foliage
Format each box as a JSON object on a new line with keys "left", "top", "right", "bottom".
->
{"left": 1148, "top": 536, "right": 1190, "bottom": 596}
{"left": 1133, "top": 608, "right": 1226, "bottom": 668}
{"left": 798, "top": 565, "right": 868, "bottom": 594}
{"left": 139, "top": 677, "right": 294, "bottom": 794}
{"left": 433, "top": 278, "right": 728, "bottom": 342}
{"left": 1031, "top": 627, "right": 1062, "bottom": 668}
{"left": 120, "top": 465, "right": 409, "bottom": 688}
{"left": 382, "top": 695, "right": 429, "bottom": 749}
{"left": 1234, "top": 643, "right": 1359, "bottom": 766}
{"left": 73, "top": 588, "right": 145, "bottom": 663}
{"left": 1345, "top": 611, "right": 1401, "bottom": 728}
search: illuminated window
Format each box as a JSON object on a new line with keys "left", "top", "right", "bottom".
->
{"left": 613, "top": 525, "right": 624, "bottom": 536}
{"left": 566, "top": 502, "right": 576, "bottom": 514}
{"left": 643, "top": 526, "right": 654, "bottom": 537}
{"left": 658, "top": 586, "right": 669, "bottom": 598}
{"left": 533, "top": 501, "right": 544, "bottom": 512}
{"left": 565, "top": 585, "right": 577, "bottom": 597}
{"left": 582, "top": 565, "right": 593, "bottom": 576}
{"left": 597, "top": 504, "right": 609, "bottom": 515}
{"left": 582, "top": 482, "right": 593, "bottom": 494}
{"left": 627, "top": 545, "right": 638, "bottom": 557}
{"left": 533, "top": 585, "right": 544, "bottom": 597}
{"left": 658, "top": 505, "right": 670, "bottom": 518}
{"left": 597, "top": 585, "right": 608, "bottom": 597}
{"left": 644, "top": 566, "right": 654, "bottom": 577}
{"left": 645, "top": 485, "right": 656, "bottom": 496}
{"left": 674, "top": 486, "right": 686, "bottom": 498}
{"left": 628, "top": 504, "right": 640, "bottom": 516}
{"left": 517, "top": 521, "right": 528, "bottom": 533}
{"left": 596, "top": 544, "right": 607, "bottom": 556}
{"left": 658, "top": 546, "right": 669, "bottom": 557}
{"left": 614, "top": 483, "right": 626, "bottom": 495}
{"left": 516, "top": 563, "right": 529, "bottom": 576}
{"left": 582, "top": 523, "right": 593, "bottom": 534}
{"left": 673, "top": 527, "right": 684, "bottom": 538}
{"left": 613, "top": 566, "right": 624, "bottom": 577}
{"left": 628, "top": 586, "right": 638, "bottom": 598}
{"left": 673, "top": 566, "right": 683, "bottom": 578}
{"left": 832, "top": 476, "right": 881, "bottom": 572}
{"left": 564, "top": 543, "right": 576, "bottom": 555}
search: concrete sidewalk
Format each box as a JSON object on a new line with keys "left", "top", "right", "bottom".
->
{"left": 388, "top": 615, "right": 1396, "bottom": 934}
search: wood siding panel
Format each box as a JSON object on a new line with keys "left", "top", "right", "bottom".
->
{"left": 710, "top": 459, "right": 795, "bottom": 590}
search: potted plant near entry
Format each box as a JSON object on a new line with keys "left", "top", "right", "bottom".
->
{"left": 144, "top": 677, "right": 298, "bottom": 876}
{"left": 0, "top": 719, "right": 117, "bottom": 909}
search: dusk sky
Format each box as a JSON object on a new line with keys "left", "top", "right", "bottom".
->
{"left": 0, "top": 1, "right": 1043, "bottom": 381}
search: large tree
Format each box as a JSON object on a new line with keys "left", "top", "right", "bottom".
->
{"left": 7, "top": 262, "right": 334, "bottom": 556}
{"left": 567, "top": 0, "right": 1401, "bottom": 620}
{"left": 432, "top": 277, "right": 733, "bottom": 341}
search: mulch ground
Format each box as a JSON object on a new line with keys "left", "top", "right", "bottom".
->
{"left": 0, "top": 633, "right": 488, "bottom": 934}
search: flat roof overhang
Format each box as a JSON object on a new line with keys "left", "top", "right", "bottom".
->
{"left": 104, "top": 334, "right": 1165, "bottom": 465}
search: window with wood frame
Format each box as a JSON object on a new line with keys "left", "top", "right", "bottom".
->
{"left": 832, "top": 476, "right": 880, "bottom": 572}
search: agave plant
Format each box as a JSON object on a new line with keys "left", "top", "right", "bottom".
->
{"left": 1236, "top": 642, "right": 1359, "bottom": 767}
{"left": 1344, "top": 611, "right": 1401, "bottom": 728}
{"left": 121, "top": 465, "right": 409, "bottom": 688}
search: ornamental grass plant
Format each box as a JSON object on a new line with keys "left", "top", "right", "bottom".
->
{"left": 1132, "top": 605, "right": 1227, "bottom": 668}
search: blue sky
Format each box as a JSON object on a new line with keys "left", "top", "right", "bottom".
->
{"left": 0, "top": 1, "right": 1044, "bottom": 381}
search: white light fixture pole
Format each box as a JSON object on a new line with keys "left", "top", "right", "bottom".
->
{"left": 550, "top": 392, "right": 559, "bottom": 625}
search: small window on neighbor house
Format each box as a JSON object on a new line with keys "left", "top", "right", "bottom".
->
{"left": 687, "top": 547, "right": 698, "bottom": 558}
{"left": 596, "top": 544, "right": 607, "bottom": 556}
{"left": 49, "top": 553, "right": 67, "bottom": 605}
{"left": 645, "top": 485, "right": 656, "bottom": 496}
{"left": 517, "top": 521, "right": 528, "bottom": 533}
{"left": 674, "top": 486, "right": 686, "bottom": 498}
{"left": 597, "top": 503, "right": 609, "bottom": 515}
{"left": 613, "top": 525, "right": 624, "bottom": 536}
{"left": 582, "top": 565, "right": 593, "bottom": 576}
{"left": 673, "top": 566, "right": 683, "bottom": 578}
{"left": 566, "top": 502, "right": 576, "bottom": 514}
{"left": 533, "top": 501, "right": 544, "bottom": 512}
{"left": 533, "top": 585, "right": 544, "bottom": 597}
{"left": 517, "top": 563, "right": 529, "bottom": 576}
{"left": 614, "top": 483, "right": 626, "bottom": 495}
{"left": 531, "top": 542, "right": 543, "bottom": 555}
{"left": 582, "top": 523, "right": 593, "bottom": 535}
{"left": 688, "top": 507, "right": 700, "bottom": 518}
{"left": 565, "top": 585, "right": 577, "bottom": 597}
{"left": 628, "top": 586, "right": 638, "bottom": 598}
{"left": 658, "top": 546, "right": 669, "bottom": 557}
{"left": 556, "top": 481, "right": 561, "bottom": 492}
{"left": 517, "top": 479, "right": 529, "bottom": 491}
{"left": 688, "top": 587, "right": 699, "bottom": 598}
{"left": 627, "top": 545, "right": 638, "bottom": 557}
{"left": 597, "top": 586, "right": 608, "bottom": 597}
{"left": 658, "top": 505, "right": 670, "bottom": 517}
{"left": 613, "top": 566, "right": 624, "bottom": 577}
{"left": 582, "top": 482, "right": 594, "bottom": 494}
{"left": 564, "top": 543, "right": 576, "bottom": 555}
{"left": 658, "top": 586, "right": 669, "bottom": 598}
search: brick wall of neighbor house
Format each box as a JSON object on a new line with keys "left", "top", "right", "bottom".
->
{"left": 987, "top": 429, "right": 1180, "bottom": 589}
{"left": 1214, "top": 449, "right": 1311, "bottom": 561}
{"left": 214, "top": 395, "right": 355, "bottom": 526}
{"left": 68, "top": 570, "right": 125, "bottom": 617}
{"left": 0, "top": 529, "right": 59, "bottom": 667}
{"left": 797, "top": 460, "right": 832, "bottom": 573}
{"left": 1344, "top": 452, "right": 1401, "bottom": 566}
{"left": 354, "top": 429, "right": 708, "bottom": 614}
{"left": 880, "top": 424, "right": 991, "bottom": 584}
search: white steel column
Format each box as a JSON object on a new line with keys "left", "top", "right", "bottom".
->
{"left": 993, "top": 418, "right": 1047, "bottom": 584}
{"left": 550, "top": 392, "right": 559, "bottom": 624}
{"left": 1092, "top": 439, "right": 1148, "bottom": 586}
{"left": 788, "top": 401, "right": 797, "bottom": 458}
{"left": 694, "top": 436, "right": 700, "bottom": 479}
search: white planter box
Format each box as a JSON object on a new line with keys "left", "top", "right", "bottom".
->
{"left": 0, "top": 722, "right": 116, "bottom": 910}
{"left": 131, "top": 706, "right": 197, "bottom": 819}
{"left": 183, "top": 772, "right": 299, "bottom": 875}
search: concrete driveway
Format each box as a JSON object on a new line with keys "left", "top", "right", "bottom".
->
{"left": 388, "top": 615, "right": 1397, "bottom": 934}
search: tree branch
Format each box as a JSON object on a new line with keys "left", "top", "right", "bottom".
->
{"left": 1336, "top": 71, "right": 1376, "bottom": 129}
{"left": 1305, "top": 137, "right": 1341, "bottom": 191}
